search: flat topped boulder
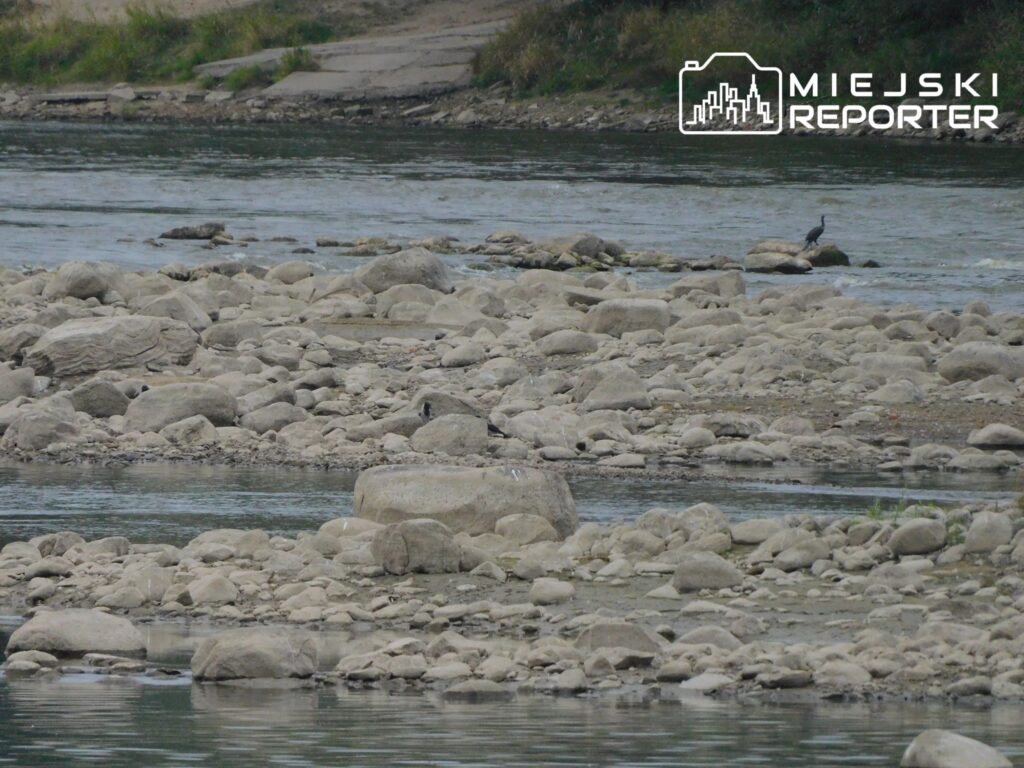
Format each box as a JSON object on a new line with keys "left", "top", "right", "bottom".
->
{"left": 192, "top": 629, "right": 317, "bottom": 681}
{"left": 25, "top": 316, "right": 197, "bottom": 377}
{"left": 6, "top": 609, "right": 145, "bottom": 657}
{"left": 354, "top": 248, "right": 453, "bottom": 294}
{"left": 124, "top": 382, "right": 237, "bottom": 433}
{"left": 354, "top": 464, "right": 578, "bottom": 538}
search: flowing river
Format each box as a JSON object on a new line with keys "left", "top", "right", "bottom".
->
{"left": 1, "top": 121, "right": 1023, "bottom": 309}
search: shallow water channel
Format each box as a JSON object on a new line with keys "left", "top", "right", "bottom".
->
{"left": 0, "top": 461, "right": 1018, "bottom": 546}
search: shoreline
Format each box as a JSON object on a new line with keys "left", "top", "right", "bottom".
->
{"left": 2, "top": 84, "right": 1023, "bottom": 144}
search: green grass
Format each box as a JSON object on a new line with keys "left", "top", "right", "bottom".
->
{"left": 474, "top": 0, "right": 1024, "bottom": 111}
{"left": 276, "top": 46, "right": 319, "bottom": 80}
{"left": 864, "top": 497, "right": 937, "bottom": 522}
{"left": 223, "top": 64, "right": 271, "bottom": 91}
{"left": 0, "top": 2, "right": 350, "bottom": 86}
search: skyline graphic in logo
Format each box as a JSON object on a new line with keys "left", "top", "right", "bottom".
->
{"left": 679, "top": 52, "right": 783, "bottom": 135}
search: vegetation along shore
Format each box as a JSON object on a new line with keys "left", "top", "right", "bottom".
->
{"left": 1, "top": 0, "right": 1023, "bottom": 142}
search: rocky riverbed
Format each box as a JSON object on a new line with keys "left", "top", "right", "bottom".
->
{"left": 3, "top": 84, "right": 1023, "bottom": 144}
{"left": 1, "top": 470, "right": 1024, "bottom": 735}
{"left": 1, "top": 238, "right": 1022, "bottom": 766}
{"left": 0, "top": 231, "right": 1021, "bottom": 473}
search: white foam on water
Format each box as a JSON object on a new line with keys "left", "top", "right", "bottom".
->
{"left": 833, "top": 274, "right": 866, "bottom": 289}
{"left": 974, "top": 257, "right": 1023, "bottom": 270}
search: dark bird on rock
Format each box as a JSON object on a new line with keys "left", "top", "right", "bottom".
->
{"left": 420, "top": 399, "right": 508, "bottom": 437}
{"left": 803, "top": 215, "right": 826, "bottom": 250}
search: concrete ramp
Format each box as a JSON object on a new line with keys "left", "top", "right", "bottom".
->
{"left": 194, "top": 21, "right": 502, "bottom": 100}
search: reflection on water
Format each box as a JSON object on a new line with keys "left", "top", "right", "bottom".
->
{"left": 0, "top": 462, "right": 1017, "bottom": 546}
{"left": 0, "top": 675, "right": 1022, "bottom": 767}
{"left": 1, "top": 121, "right": 1023, "bottom": 309}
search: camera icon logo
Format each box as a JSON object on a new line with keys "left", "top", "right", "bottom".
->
{"left": 679, "top": 52, "right": 783, "bottom": 135}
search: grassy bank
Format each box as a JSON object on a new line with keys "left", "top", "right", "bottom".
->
{"left": 0, "top": 1, "right": 349, "bottom": 86}
{"left": 475, "top": 0, "right": 1024, "bottom": 111}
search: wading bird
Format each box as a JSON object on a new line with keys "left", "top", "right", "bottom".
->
{"left": 803, "top": 215, "right": 826, "bottom": 250}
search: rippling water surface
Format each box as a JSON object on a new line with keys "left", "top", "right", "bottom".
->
{"left": 0, "top": 673, "right": 1023, "bottom": 768}
{"left": 0, "top": 462, "right": 1017, "bottom": 545}
{"left": 1, "top": 121, "right": 1022, "bottom": 309}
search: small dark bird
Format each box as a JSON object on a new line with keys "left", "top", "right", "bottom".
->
{"left": 421, "top": 399, "right": 508, "bottom": 437}
{"left": 803, "top": 215, "right": 826, "bottom": 250}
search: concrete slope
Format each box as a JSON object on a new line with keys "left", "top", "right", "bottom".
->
{"left": 262, "top": 21, "right": 500, "bottom": 99}
{"left": 192, "top": 0, "right": 547, "bottom": 100}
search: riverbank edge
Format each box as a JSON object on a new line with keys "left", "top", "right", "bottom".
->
{"left": 2, "top": 84, "right": 1023, "bottom": 144}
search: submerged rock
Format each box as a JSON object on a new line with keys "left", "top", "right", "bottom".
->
{"left": 191, "top": 629, "right": 317, "bottom": 681}
{"left": 900, "top": 730, "right": 1011, "bottom": 768}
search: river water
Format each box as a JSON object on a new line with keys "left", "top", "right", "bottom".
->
{"left": 1, "top": 672, "right": 1024, "bottom": 768}
{"left": 0, "top": 461, "right": 1017, "bottom": 546}
{"left": 1, "top": 121, "right": 1022, "bottom": 310}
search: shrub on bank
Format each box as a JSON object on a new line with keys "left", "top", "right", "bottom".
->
{"left": 0, "top": 1, "right": 340, "bottom": 86}
{"left": 474, "top": 0, "right": 1024, "bottom": 111}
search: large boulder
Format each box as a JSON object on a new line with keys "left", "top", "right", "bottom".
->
{"left": 354, "top": 464, "right": 578, "bottom": 538}
{"left": 774, "top": 538, "right": 831, "bottom": 572}
{"left": 670, "top": 271, "right": 746, "bottom": 299}
{"left": 42, "top": 261, "right": 121, "bottom": 301}
{"left": 266, "top": 260, "right": 315, "bottom": 285}
{"left": 0, "top": 368, "right": 35, "bottom": 405}
{"left": 138, "top": 291, "right": 212, "bottom": 331}
{"left": 671, "top": 551, "right": 744, "bottom": 591}
{"left": 239, "top": 402, "right": 308, "bottom": 434}
{"left": 1, "top": 400, "right": 81, "bottom": 451}
{"left": 6, "top": 609, "right": 145, "bottom": 657}
{"left": 964, "top": 511, "right": 1013, "bottom": 553}
{"left": 967, "top": 423, "right": 1024, "bottom": 449}
{"left": 900, "top": 730, "right": 1011, "bottom": 768}
{"left": 24, "top": 316, "right": 197, "bottom": 377}
{"left": 539, "top": 232, "right": 603, "bottom": 258}
{"left": 575, "top": 621, "right": 662, "bottom": 654}
{"left": 410, "top": 414, "right": 488, "bottom": 456}
{"left": 581, "top": 369, "right": 651, "bottom": 412}
{"left": 191, "top": 629, "right": 317, "bottom": 681}
{"left": 124, "top": 383, "right": 237, "bottom": 433}
{"left": 744, "top": 252, "right": 812, "bottom": 274}
{"left": 937, "top": 342, "right": 1024, "bottom": 383}
{"left": 68, "top": 378, "right": 131, "bottom": 417}
{"left": 371, "top": 519, "right": 461, "bottom": 575}
{"left": 354, "top": 248, "right": 453, "bottom": 294}
{"left": 887, "top": 518, "right": 947, "bottom": 556}
{"left": 802, "top": 244, "right": 850, "bottom": 267}
{"left": 586, "top": 299, "right": 670, "bottom": 337}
